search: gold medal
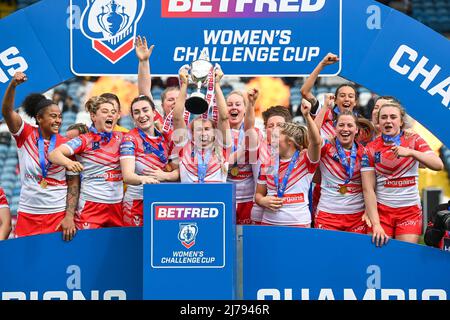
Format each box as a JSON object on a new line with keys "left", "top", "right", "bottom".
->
{"left": 40, "top": 179, "right": 48, "bottom": 189}
{"left": 339, "top": 185, "right": 348, "bottom": 194}
{"left": 230, "top": 166, "right": 239, "bottom": 177}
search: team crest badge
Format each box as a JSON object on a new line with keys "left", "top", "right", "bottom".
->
{"left": 133, "top": 215, "right": 141, "bottom": 226}
{"left": 178, "top": 223, "right": 198, "bottom": 249}
{"left": 80, "top": 0, "right": 145, "bottom": 64}
{"left": 92, "top": 141, "right": 100, "bottom": 150}
{"left": 375, "top": 152, "right": 381, "bottom": 163}
{"left": 332, "top": 153, "right": 340, "bottom": 162}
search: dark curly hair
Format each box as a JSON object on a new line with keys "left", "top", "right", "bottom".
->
{"left": 22, "top": 93, "right": 54, "bottom": 119}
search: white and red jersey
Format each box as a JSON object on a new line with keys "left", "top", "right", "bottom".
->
{"left": 258, "top": 150, "right": 319, "bottom": 225}
{"left": 119, "top": 128, "right": 171, "bottom": 200}
{"left": 65, "top": 131, "right": 124, "bottom": 204}
{"left": 320, "top": 109, "right": 335, "bottom": 140}
{"left": 361, "top": 133, "right": 433, "bottom": 208}
{"left": 173, "top": 140, "right": 229, "bottom": 183}
{"left": 0, "top": 187, "right": 9, "bottom": 209}
{"left": 227, "top": 127, "right": 262, "bottom": 203}
{"left": 318, "top": 141, "right": 366, "bottom": 214}
{"left": 13, "top": 121, "right": 68, "bottom": 214}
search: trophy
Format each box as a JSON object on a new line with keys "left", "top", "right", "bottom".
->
{"left": 185, "top": 50, "right": 214, "bottom": 115}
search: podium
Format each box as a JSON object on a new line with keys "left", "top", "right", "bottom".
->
{"left": 143, "top": 183, "right": 236, "bottom": 299}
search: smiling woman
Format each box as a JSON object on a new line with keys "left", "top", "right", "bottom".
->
{"left": 119, "top": 94, "right": 179, "bottom": 227}
{"left": 1, "top": 72, "right": 76, "bottom": 240}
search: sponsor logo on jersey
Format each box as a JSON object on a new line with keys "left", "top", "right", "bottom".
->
{"left": 282, "top": 193, "right": 305, "bottom": 204}
{"left": 384, "top": 177, "right": 416, "bottom": 188}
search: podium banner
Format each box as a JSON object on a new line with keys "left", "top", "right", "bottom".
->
{"left": 143, "top": 183, "right": 236, "bottom": 300}
{"left": 243, "top": 226, "right": 450, "bottom": 300}
{"left": 0, "top": 228, "right": 142, "bottom": 300}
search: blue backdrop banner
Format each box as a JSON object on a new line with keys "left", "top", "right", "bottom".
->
{"left": 0, "top": 227, "right": 142, "bottom": 300}
{"left": 243, "top": 226, "right": 450, "bottom": 300}
{"left": 0, "top": 0, "right": 448, "bottom": 148}
{"left": 70, "top": 0, "right": 341, "bottom": 76}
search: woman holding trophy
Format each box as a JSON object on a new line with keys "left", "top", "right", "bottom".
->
{"left": 171, "top": 60, "right": 231, "bottom": 183}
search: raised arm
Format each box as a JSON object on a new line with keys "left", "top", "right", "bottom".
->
{"left": 300, "top": 53, "right": 339, "bottom": 106}
{"left": 173, "top": 68, "right": 188, "bottom": 131}
{"left": 314, "top": 93, "right": 334, "bottom": 130}
{"left": 361, "top": 170, "right": 389, "bottom": 247}
{"left": 2, "top": 72, "right": 26, "bottom": 134}
{"left": 301, "top": 99, "right": 322, "bottom": 162}
{"left": 214, "top": 67, "right": 231, "bottom": 147}
{"left": 136, "top": 35, "right": 155, "bottom": 100}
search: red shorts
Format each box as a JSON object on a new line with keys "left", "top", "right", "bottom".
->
{"left": 375, "top": 203, "right": 423, "bottom": 237}
{"left": 122, "top": 199, "right": 143, "bottom": 227}
{"left": 315, "top": 210, "right": 367, "bottom": 234}
{"left": 15, "top": 211, "right": 66, "bottom": 237}
{"left": 261, "top": 222, "right": 311, "bottom": 228}
{"left": 76, "top": 200, "right": 123, "bottom": 230}
{"left": 236, "top": 201, "right": 254, "bottom": 225}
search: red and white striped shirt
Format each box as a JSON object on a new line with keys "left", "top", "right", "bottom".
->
{"left": 65, "top": 131, "right": 124, "bottom": 204}
{"left": 13, "top": 121, "right": 68, "bottom": 214}
{"left": 174, "top": 141, "right": 229, "bottom": 183}
{"left": 120, "top": 128, "right": 171, "bottom": 200}
{"left": 227, "top": 127, "right": 262, "bottom": 203}
{"left": 361, "top": 133, "right": 433, "bottom": 208}
{"left": 258, "top": 150, "right": 319, "bottom": 225}
{"left": 318, "top": 141, "right": 366, "bottom": 214}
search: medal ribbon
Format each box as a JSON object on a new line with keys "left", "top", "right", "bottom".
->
{"left": 335, "top": 140, "right": 357, "bottom": 185}
{"left": 38, "top": 128, "right": 56, "bottom": 180}
{"left": 89, "top": 125, "right": 112, "bottom": 143}
{"left": 274, "top": 150, "right": 300, "bottom": 198}
{"left": 382, "top": 131, "right": 403, "bottom": 146}
{"left": 137, "top": 128, "right": 167, "bottom": 164}
{"left": 197, "top": 149, "right": 212, "bottom": 183}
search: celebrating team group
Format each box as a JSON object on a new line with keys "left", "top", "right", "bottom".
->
{"left": 0, "top": 36, "right": 443, "bottom": 247}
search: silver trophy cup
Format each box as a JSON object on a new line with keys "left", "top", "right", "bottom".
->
{"left": 185, "top": 59, "right": 214, "bottom": 114}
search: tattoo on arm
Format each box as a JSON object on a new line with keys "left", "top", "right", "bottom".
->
{"left": 66, "top": 175, "right": 80, "bottom": 216}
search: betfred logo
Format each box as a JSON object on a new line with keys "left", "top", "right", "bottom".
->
{"left": 155, "top": 205, "right": 220, "bottom": 220}
{"left": 162, "top": 0, "right": 326, "bottom": 18}
{"left": 80, "top": 0, "right": 145, "bottom": 63}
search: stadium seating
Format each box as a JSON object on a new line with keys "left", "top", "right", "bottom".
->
{"left": 119, "top": 115, "right": 134, "bottom": 130}
{"left": 412, "top": 0, "right": 450, "bottom": 33}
